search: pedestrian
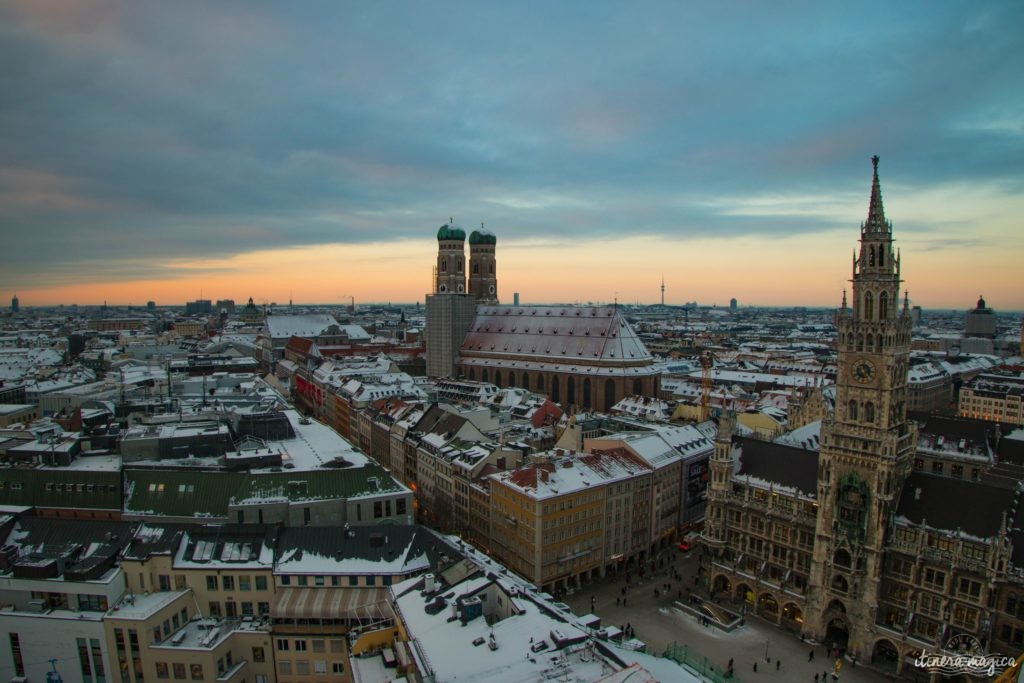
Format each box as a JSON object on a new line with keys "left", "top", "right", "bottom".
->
{"left": 727, "top": 658, "right": 733, "bottom": 670}
{"left": 623, "top": 597, "right": 627, "bottom": 607}
{"left": 809, "top": 650, "right": 814, "bottom": 663}
{"left": 814, "top": 675, "right": 819, "bottom": 683}
{"left": 616, "top": 597, "right": 620, "bottom": 606}
{"left": 752, "top": 662, "right": 757, "bottom": 673}
{"left": 776, "top": 660, "right": 780, "bottom": 671}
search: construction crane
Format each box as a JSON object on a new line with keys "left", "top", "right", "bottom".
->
{"left": 700, "top": 350, "right": 714, "bottom": 422}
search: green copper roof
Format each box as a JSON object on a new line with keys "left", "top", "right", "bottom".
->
{"left": 437, "top": 224, "right": 466, "bottom": 241}
{"left": 469, "top": 229, "right": 496, "bottom": 245}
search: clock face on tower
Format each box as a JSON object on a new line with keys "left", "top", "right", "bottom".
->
{"left": 851, "top": 359, "right": 876, "bottom": 383}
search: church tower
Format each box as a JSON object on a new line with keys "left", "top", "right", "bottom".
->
{"left": 468, "top": 225, "right": 498, "bottom": 303}
{"left": 804, "top": 156, "right": 915, "bottom": 659}
{"left": 703, "top": 411, "right": 735, "bottom": 553}
{"left": 435, "top": 221, "right": 466, "bottom": 294}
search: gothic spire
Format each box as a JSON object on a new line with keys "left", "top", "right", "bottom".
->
{"left": 864, "top": 154, "right": 888, "bottom": 234}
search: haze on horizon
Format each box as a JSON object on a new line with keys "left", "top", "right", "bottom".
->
{"left": 1, "top": 2, "right": 1023, "bottom": 310}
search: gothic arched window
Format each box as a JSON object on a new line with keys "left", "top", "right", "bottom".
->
{"left": 604, "top": 379, "right": 616, "bottom": 411}
{"left": 848, "top": 400, "right": 858, "bottom": 421}
{"left": 440, "top": 260, "right": 447, "bottom": 273}
{"left": 879, "top": 292, "right": 888, "bottom": 320}
{"left": 494, "top": 370, "right": 502, "bottom": 388}
{"left": 489, "top": 263, "right": 494, "bottom": 274}
{"left": 864, "top": 292, "right": 874, "bottom": 320}
{"left": 868, "top": 246, "right": 875, "bottom": 267}
{"left": 878, "top": 248, "right": 885, "bottom": 267}
{"left": 457, "top": 259, "right": 463, "bottom": 273}
{"left": 536, "top": 374, "right": 545, "bottom": 393}
{"left": 865, "top": 402, "right": 875, "bottom": 423}
{"left": 473, "top": 263, "right": 479, "bottom": 274}
{"left": 856, "top": 335, "right": 864, "bottom": 352}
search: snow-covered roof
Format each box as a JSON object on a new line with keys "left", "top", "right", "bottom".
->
{"left": 461, "top": 305, "right": 653, "bottom": 367}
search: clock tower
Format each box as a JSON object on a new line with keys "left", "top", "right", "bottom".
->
{"left": 804, "top": 156, "right": 916, "bottom": 659}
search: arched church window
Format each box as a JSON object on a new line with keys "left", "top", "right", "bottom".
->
{"left": 457, "top": 259, "right": 463, "bottom": 272}
{"left": 856, "top": 335, "right": 863, "bottom": 352}
{"left": 494, "top": 370, "right": 502, "bottom": 388}
{"left": 440, "top": 260, "right": 447, "bottom": 273}
{"left": 864, "top": 292, "right": 874, "bottom": 320}
{"left": 865, "top": 402, "right": 875, "bottom": 423}
{"left": 831, "top": 574, "right": 849, "bottom": 593}
{"left": 833, "top": 548, "right": 852, "bottom": 567}
{"left": 490, "top": 263, "right": 494, "bottom": 274}
{"left": 868, "top": 246, "right": 875, "bottom": 267}
{"left": 879, "top": 292, "right": 888, "bottom": 320}
{"left": 481, "top": 368, "right": 489, "bottom": 383}
{"left": 867, "top": 335, "right": 874, "bottom": 352}
{"left": 876, "top": 334, "right": 883, "bottom": 351}
{"left": 536, "top": 374, "right": 544, "bottom": 392}
{"left": 879, "top": 248, "right": 885, "bottom": 267}
{"left": 473, "top": 263, "right": 479, "bottom": 274}
{"left": 583, "top": 378, "right": 592, "bottom": 408}
{"left": 848, "top": 400, "right": 858, "bottom": 421}
{"left": 604, "top": 379, "right": 616, "bottom": 411}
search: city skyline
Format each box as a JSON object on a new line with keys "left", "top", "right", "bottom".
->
{"left": 2, "top": 2, "right": 1023, "bottom": 309}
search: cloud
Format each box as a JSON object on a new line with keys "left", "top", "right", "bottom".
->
{"left": 1, "top": 2, "right": 1023, "bottom": 301}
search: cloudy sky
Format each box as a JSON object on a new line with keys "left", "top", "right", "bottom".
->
{"left": 2, "top": 1, "right": 1022, "bottom": 309}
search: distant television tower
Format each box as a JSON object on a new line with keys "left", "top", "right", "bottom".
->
{"left": 660, "top": 276, "right": 665, "bottom": 306}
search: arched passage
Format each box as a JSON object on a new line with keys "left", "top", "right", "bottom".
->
{"left": 871, "top": 639, "right": 900, "bottom": 674}
{"left": 735, "top": 583, "right": 755, "bottom": 606}
{"left": 757, "top": 592, "right": 779, "bottom": 619}
{"left": 713, "top": 575, "right": 732, "bottom": 595}
{"left": 781, "top": 602, "right": 803, "bottom": 631}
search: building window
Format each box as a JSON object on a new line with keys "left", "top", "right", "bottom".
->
{"left": 252, "top": 646, "right": 265, "bottom": 663}
{"left": 255, "top": 576, "right": 268, "bottom": 590}
{"left": 333, "top": 662, "right": 346, "bottom": 674}
{"left": 222, "top": 576, "right": 234, "bottom": 590}
{"left": 281, "top": 575, "right": 291, "bottom": 586}
{"left": 174, "top": 663, "right": 187, "bottom": 680}
{"left": 298, "top": 575, "right": 309, "bottom": 586}
{"left": 374, "top": 501, "right": 383, "bottom": 518}
{"left": 315, "top": 660, "right": 328, "bottom": 674}
{"left": 156, "top": 662, "right": 169, "bottom": 679}
{"left": 349, "top": 576, "right": 358, "bottom": 586}
{"left": 258, "top": 601, "right": 270, "bottom": 615}
{"left": 278, "top": 662, "right": 291, "bottom": 676}
{"left": 239, "top": 576, "right": 251, "bottom": 591}
{"left": 277, "top": 638, "right": 290, "bottom": 651}
{"left": 206, "top": 575, "right": 218, "bottom": 590}
{"left": 313, "top": 639, "right": 325, "bottom": 653}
